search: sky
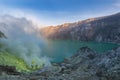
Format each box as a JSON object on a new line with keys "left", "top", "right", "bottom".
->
{"left": 0, "top": 0, "right": 120, "bottom": 26}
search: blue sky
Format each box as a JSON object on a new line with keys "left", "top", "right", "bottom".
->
{"left": 0, "top": 0, "right": 120, "bottom": 26}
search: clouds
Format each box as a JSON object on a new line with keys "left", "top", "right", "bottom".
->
{"left": 115, "top": 3, "right": 120, "bottom": 7}
{"left": 113, "top": 0, "right": 120, "bottom": 7}
{"left": 0, "top": 0, "right": 120, "bottom": 26}
{"left": 0, "top": 7, "right": 54, "bottom": 27}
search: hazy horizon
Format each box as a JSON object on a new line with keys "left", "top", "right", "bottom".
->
{"left": 0, "top": 0, "right": 120, "bottom": 27}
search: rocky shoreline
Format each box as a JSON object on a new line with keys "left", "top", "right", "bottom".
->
{"left": 0, "top": 46, "right": 120, "bottom": 80}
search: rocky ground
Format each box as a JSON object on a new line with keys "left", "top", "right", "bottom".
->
{"left": 0, "top": 46, "right": 120, "bottom": 80}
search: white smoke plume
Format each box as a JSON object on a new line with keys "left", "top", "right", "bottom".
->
{"left": 0, "top": 15, "right": 51, "bottom": 68}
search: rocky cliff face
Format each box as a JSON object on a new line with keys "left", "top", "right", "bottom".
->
{"left": 40, "top": 13, "right": 120, "bottom": 43}
{"left": 0, "top": 31, "right": 6, "bottom": 38}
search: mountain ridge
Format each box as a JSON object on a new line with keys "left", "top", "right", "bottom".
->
{"left": 40, "top": 12, "right": 120, "bottom": 43}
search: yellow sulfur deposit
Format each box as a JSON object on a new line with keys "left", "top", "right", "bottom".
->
{"left": 0, "top": 52, "right": 43, "bottom": 73}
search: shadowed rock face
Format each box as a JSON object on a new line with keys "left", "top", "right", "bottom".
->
{"left": 0, "top": 31, "right": 6, "bottom": 38}
{"left": 40, "top": 13, "right": 120, "bottom": 43}
{"left": 0, "top": 65, "right": 20, "bottom": 75}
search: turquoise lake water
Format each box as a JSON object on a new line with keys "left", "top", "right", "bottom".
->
{"left": 42, "top": 40, "right": 119, "bottom": 62}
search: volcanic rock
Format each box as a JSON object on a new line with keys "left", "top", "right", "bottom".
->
{"left": 0, "top": 31, "right": 6, "bottom": 38}
{"left": 0, "top": 47, "right": 120, "bottom": 80}
{"left": 0, "top": 65, "right": 21, "bottom": 75}
{"left": 40, "top": 13, "right": 120, "bottom": 43}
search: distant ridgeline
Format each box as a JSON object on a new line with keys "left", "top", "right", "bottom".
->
{"left": 40, "top": 13, "right": 120, "bottom": 43}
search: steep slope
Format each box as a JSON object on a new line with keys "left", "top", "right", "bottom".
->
{"left": 40, "top": 13, "right": 120, "bottom": 43}
{"left": 0, "top": 31, "right": 6, "bottom": 38}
